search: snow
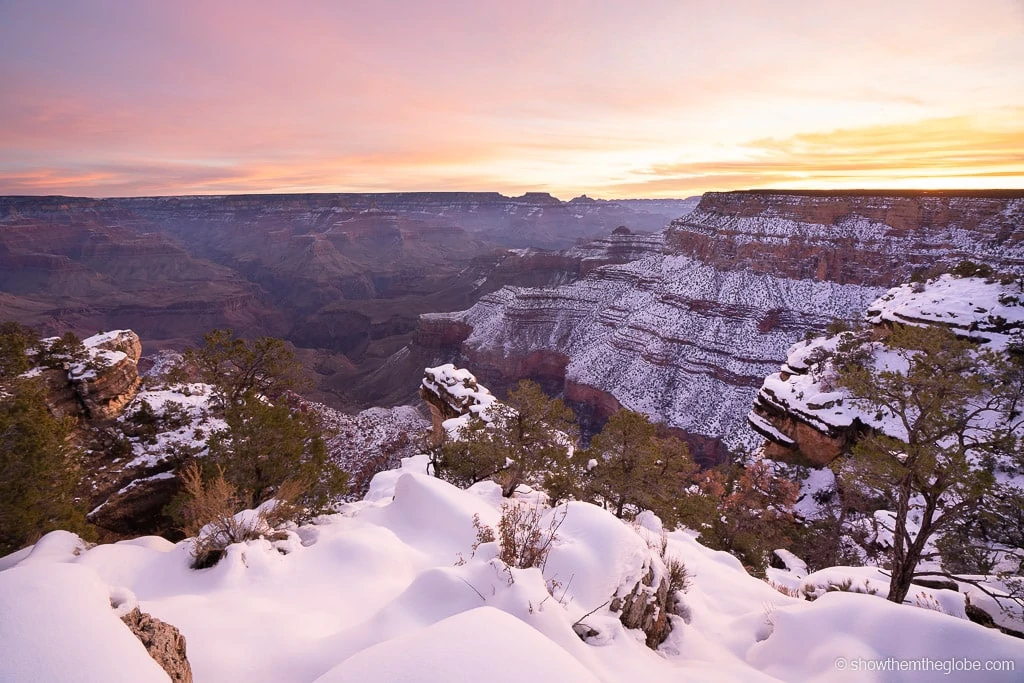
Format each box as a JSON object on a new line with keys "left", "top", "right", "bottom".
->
{"left": 749, "top": 591, "right": 1023, "bottom": 682}
{"left": 118, "top": 383, "right": 225, "bottom": 469}
{"left": 83, "top": 329, "right": 133, "bottom": 348}
{"left": 0, "top": 563, "right": 169, "bottom": 683}
{"left": 314, "top": 607, "right": 600, "bottom": 683}
{"left": 3, "top": 456, "right": 1024, "bottom": 682}
{"left": 867, "top": 275, "right": 1024, "bottom": 350}
{"left": 772, "top": 549, "right": 808, "bottom": 578}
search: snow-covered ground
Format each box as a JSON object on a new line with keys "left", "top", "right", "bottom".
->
{"left": 3, "top": 456, "right": 1022, "bottom": 682}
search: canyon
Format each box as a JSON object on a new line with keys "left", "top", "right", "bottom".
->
{"left": 406, "top": 190, "right": 1024, "bottom": 464}
{"left": 0, "top": 193, "right": 693, "bottom": 407}
{"left": 5, "top": 189, "right": 1024, "bottom": 465}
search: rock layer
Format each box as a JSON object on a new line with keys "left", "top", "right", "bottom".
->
{"left": 0, "top": 193, "right": 693, "bottom": 409}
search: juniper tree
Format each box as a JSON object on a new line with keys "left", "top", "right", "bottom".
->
{"left": 0, "top": 321, "right": 36, "bottom": 380}
{"left": 184, "top": 329, "right": 305, "bottom": 408}
{"left": 174, "top": 330, "right": 346, "bottom": 529}
{"left": 205, "top": 394, "right": 347, "bottom": 519}
{"left": 675, "top": 460, "right": 799, "bottom": 573}
{"left": 835, "top": 324, "right": 1016, "bottom": 604}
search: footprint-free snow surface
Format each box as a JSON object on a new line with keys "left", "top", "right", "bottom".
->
{"left": 2, "top": 456, "right": 1022, "bottom": 682}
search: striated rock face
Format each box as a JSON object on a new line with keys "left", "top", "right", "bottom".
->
{"left": 0, "top": 193, "right": 694, "bottom": 410}
{"left": 74, "top": 330, "right": 144, "bottom": 420}
{"left": 120, "top": 608, "right": 193, "bottom": 683}
{"left": 407, "top": 191, "right": 1024, "bottom": 460}
{"left": 35, "top": 330, "right": 143, "bottom": 421}
{"left": 674, "top": 190, "right": 1024, "bottom": 285}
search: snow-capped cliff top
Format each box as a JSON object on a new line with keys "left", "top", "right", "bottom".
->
{"left": 758, "top": 274, "right": 1024, "bottom": 446}
{"left": 867, "top": 274, "right": 1024, "bottom": 349}
{"left": 422, "top": 364, "right": 497, "bottom": 436}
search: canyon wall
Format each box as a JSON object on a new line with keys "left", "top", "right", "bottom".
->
{"left": 0, "top": 193, "right": 692, "bottom": 408}
{"left": 409, "top": 190, "right": 1024, "bottom": 463}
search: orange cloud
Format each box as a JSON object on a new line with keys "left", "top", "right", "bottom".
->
{"left": 603, "top": 115, "right": 1024, "bottom": 197}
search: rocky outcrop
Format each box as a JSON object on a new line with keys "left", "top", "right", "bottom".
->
{"left": 34, "top": 330, "right": 143, "bottom": 421}
{"left": 419, "top": 364, "right": 496, "bottom": 437}
{"left": 88, "top": 472, "right": 180, "bottom": 537}
{"left": 610, "top": 561, "right": 680, "bottom": 649}
{"left": 750, "top": 274, "right": 1024, "bottom": 465}
{"left": 407, "top": 191, "right": 1024, "bottom": 459}
{"left": 74, "top": 330, "right": 143, "bottom": 420}
{"left": 120, "top": 608, "right": 193, "bottom": 683}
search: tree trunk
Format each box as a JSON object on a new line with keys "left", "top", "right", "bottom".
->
{"left": 886, "top": 476, "right": 914, "bottom": 603}
{"left": 887, "top": 479, "right": 938, "bottom": 605}
{"left": 501, "top": 473, "right": 519, "bottom": 498}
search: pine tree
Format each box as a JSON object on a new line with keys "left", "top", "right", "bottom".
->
{"left": 446, "top": 380, "right": 577, "bottom": 498}
{"left": 587, "top": 409, "right": 697, "bottom": 520}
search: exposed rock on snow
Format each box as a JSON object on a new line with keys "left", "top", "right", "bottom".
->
{"left": 121, "top": 607, "right": 193, "bottom": 683}
{"left": 610, "top": 561, "right": 677, "bottom": 649}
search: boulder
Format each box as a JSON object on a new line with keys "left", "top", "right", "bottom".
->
{"left": 120, "top": 607, "right": 193, "bottom": 683}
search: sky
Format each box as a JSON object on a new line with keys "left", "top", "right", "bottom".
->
{"left": 1, "top": 0, "right": 1023, "bottom": 199}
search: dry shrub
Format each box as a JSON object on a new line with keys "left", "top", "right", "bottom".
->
{"left": 178, "top": 461, "right": 302, "bottom": 569}
{"left": 665, "top": 556, "right": 691, "bottom": 595}
{"left": 497, "top": 502, "right": 565, "bottom": 571}
{"left": 766, "top": 579, "right": 803, "bottom": 599}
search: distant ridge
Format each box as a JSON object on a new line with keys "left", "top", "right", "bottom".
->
{"left": 738, "top": 188, "right": 1024, "bottom": 199}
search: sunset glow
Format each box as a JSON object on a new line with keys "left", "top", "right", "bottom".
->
{"left": 1, "top": 0, "right": 1022, "bottom": 198}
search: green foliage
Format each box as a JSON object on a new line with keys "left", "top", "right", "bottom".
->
{"left": 36, "top": 331, "right": 87, "bottom": 370}
{"left": 0, "top": 321, "right": 37, "bottom": 380}
{"left": 183, "top": 329, "right": 305, "bottom": 408}
{"left": 825, "top": 318, "right": 852, "bottom": 337}
{"left": 166, "top": 329, "right": 346, "bottom": 536}
{"left": 206, "top": 395, "right": 347, "bottom": 520}
{"left": 675, "top": 461, "right": 799, "bottom": 574}
{"left": 442, "top": 380, "right": 577, "bottom": 498}
{"left": 949, "top": 260, "right": 995, "bottom": 280}
{"left": 586, "top": 410, "right": 697, "bottom": 520}
{"left": 0, "top": 379, "right": 91, "bottom": 556}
